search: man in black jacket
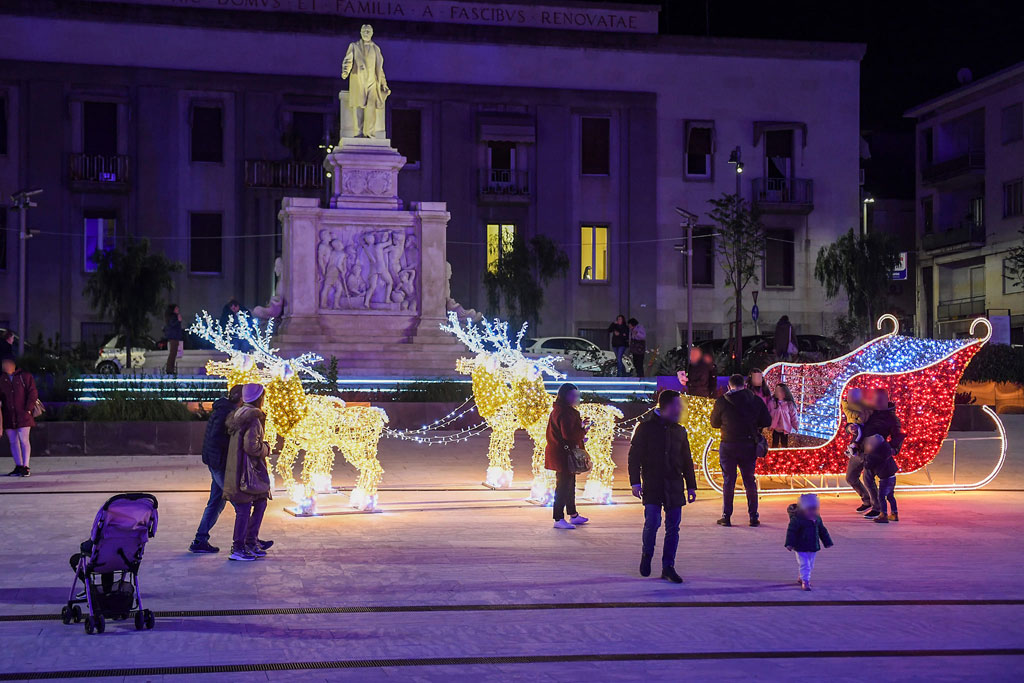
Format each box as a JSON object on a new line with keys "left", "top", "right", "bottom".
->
{"left": 629, "top": 390, "right": 697, "bottom": 584}
{"left": 710, "top": 374, "right": 772, "bottom": 527}
{"left": 677, "top": 347, "right": 716, "bottom": 398}
{"left": 858, "top": 389, "right": 906, "bottom": 520}
{"left": 189, "top": 385, "right": 242, "bottom": 553}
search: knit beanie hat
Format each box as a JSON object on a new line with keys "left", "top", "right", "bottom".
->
{"left": 242, "top": 383, "right": 265, "bottom": 404}
{"left": 798, "top": 493, "right": 819, "bottom": 511}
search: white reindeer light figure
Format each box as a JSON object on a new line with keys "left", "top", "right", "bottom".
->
{"left": 441, "top": 313, "right": 622, "bottom": 503}
{"left": 190, "top": 312, "right": 388, "bottom": 513}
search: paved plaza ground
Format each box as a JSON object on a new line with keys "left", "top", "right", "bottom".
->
{"left": 0, "top": 418, "right": 1023, "bottom": 681}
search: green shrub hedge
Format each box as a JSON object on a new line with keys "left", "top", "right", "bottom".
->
{"left": 962, "top": 344, "right": 1024, "bottom": 385}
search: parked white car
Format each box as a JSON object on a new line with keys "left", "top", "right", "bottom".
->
{"left": 520, "top": 336, "right": 632, "bottom": 374}
{"left": 94, "top": 335, "right": 226, "bottom": 374}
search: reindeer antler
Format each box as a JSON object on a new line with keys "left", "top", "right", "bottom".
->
{"left": 441, "top": 311, "right": 564, "bottom": 380}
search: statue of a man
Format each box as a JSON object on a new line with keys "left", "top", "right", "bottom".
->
{"left": 341, "top": 24, "right": 391, "bottom": 138}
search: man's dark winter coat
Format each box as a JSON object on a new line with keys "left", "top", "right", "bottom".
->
{"left": 628, "top": 412, "right": 697, "bottom": 508}
{"left": 710, "top": 388, "right": 772, "bottom": 444}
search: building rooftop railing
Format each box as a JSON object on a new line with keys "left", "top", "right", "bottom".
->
{"left": 245, "top": 159, "right": 325, "bottom": 190}
{"left": 69, "top": 154, "right": 130, "bottom": 191}
{"left": 751, "top": 177, "right": 813, "bottom": 214}
{"left": 922, "top": 150, "right": 985, "bottom": 185}
{"left": 922, "top": 221, "right": 986, "bottom": 253}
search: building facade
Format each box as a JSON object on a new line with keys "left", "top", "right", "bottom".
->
{"left": 907, "top": 62, "right": 1024, "bottom": 341}
{"left": 0, "top": 1, "right": 862, "bottom": 356}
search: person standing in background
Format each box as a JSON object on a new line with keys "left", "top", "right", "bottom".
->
{"left": 746, "top": 368, "right": 772, "bottom": 409}
{"left": 0, "top": 330, "right": 15, "bottom": 364}
{"left": 163, "top": 304, "right": 184, "bottom": 375}
{"left": 607, "top": 315, "right": 629, "bottom": 377}
{"left": 775, "top": 315, "right": 797, "bottom": 360}
{"left": 0, "top": 358, "right": 39, "bottom": 477}
{"left": 544, "top": 383, "right": 591, "bottom": 530}
{"left": 711, "top": 374, "right": 771, "bottom": 527}
{"left": 628, "top": 318, "right": 647, "bottom": 378}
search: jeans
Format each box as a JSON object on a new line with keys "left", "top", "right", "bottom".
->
{"left": 846, "top": 455, "right": 878, "bottom": 508}
{"left": 194, "top": 466, "right": 226, "bottom": 543}
{"left": 7, "top": 427, "right": 31, "bottom": 467}
{"left": 553, "top": 470, "right": 577, "bottom": 521}
{"left": 719, "top": 441, "right": 758, "bottom": 519}
{"left": 642, "top": 504, "right": 682, "bottom": 569}
{"left": 614, "top": 346, "right": 626, "bottom": 376}
{"left": 877, "top": 475, "right": 898, "bottom": 516}
{"left": 231, "top": 498, "right": 267, "bottom": 549}
{"left": 772, "top": 430, "right": 789, "bottom": 447}
{"left": 796, "top": 551, "right": 816, "bottom": 582}
{"left": 632, "top": 353, "right": 646, "bottom": 378}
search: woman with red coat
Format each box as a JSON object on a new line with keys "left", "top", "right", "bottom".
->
{"left": 545, "top": 383, "right": 590, "bottom": 529}
{"left": 0, "top": 358, "right": 39, "bottom": 477}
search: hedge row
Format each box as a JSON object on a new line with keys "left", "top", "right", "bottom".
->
{"left": 963, "top": 344, "right": 1024, "bottom": 385}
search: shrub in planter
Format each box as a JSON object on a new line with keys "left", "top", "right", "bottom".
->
{"left": 962, "top": 344, "right": 1024, "bottom": 385}
{"left": 88, "top": 397, "right": 194, "bottom": 422}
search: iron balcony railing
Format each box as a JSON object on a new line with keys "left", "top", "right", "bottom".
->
{"left": 921, "top": 221, "right": 985, "bottom": 252}
{"left": 479, "top": 168, "right": 530, "bottom": 198}
{"left": 69, "top": 154, "right": 130, "bottom": 184}
{"left": 244, "top": 159, "right": 325, "bottom": 190}
{"left": 937, "top": 297, "right": 986, "bottom": 322}
{"left": 751, "top": 177, "right": 813, "bottom": 207}
{"left": 922, "top": 150, "right": 985, "bottom": 184}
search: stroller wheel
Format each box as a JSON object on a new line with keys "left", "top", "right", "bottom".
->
{"left": 61, "top": 606, "right": 72, "bottom": 625}
{"left": 134, "top": 612, "right": 145, "bottom": 631}
{"left": 94, "top": 614, "right": 106, "bottom": 634}
{"left": 143, "top": 609, "right": 155, "bottom": 630}
{"left": 72, "top": 605, "right": 83, "bottom": 623}
{"left": 84, "top": 616, "right": 95, "bottom": 635}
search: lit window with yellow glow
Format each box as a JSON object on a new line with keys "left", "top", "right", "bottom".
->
{"left": 580, "top": 225, "right": 609, "bottom": 281}
{"left": 486, "top": 223, "right": 515, "bottom": 273}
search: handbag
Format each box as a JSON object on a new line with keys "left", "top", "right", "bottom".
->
{"left": 562, "top": 443, "right": 592, "bottom": 474}
{"left": 31, "top": 399, "right": 45, "bottom": 419}
{"left": 237, "top": 434, "right": 271, "bottom": 496}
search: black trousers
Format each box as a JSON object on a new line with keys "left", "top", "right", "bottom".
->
{"left": 719, "top": 441, "right": 758, "bottom": 519}
{"left": 632, "top": 353, "right": 646, "bottom": 378}
{"left": 772, "top": 430, "right": 789, "bottom": 447}
{"left": 553, "top": 470, "right": 578, "bottom": 521}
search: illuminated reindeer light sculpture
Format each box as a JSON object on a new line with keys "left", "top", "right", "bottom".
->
{"left": 190, "top": 312, "right": 388, "bottom": 513}
{"left": 442, "top": 313, "right": 622, "bottom": 504}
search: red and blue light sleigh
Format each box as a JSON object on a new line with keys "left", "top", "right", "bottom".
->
{"left": 700, "top": 316, "right": 1007, "bottom": 495}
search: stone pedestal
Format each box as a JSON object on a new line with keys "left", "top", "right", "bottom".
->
{"left": 276, "top": 138, "right": 465, "bottom": 377}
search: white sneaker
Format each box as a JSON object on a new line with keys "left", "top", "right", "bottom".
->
{"left": 569, "top": 515, "right": 589, "bottom": 525}
{"left": 553, "top": 519, "right": 576, "bottom": 530}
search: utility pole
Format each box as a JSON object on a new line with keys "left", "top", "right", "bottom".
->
{"left": 10, "top": 189, "right": 41, "bottom": 355}
{"left": 675, "top": 207, "right": 699, "bottom": 351}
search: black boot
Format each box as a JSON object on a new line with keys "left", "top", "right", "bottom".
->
{"left": 661, "top": 567, "right": 683, "bottom": 584}
{"left": 856, "top": 503, "right": 872, "bottom": 512}
{"left": 639, "top": 553, "right": 652, "bottom": 577}
{"left": 716, "top": 516, "right": 731, "bottom": 527}
{"left": 748, "top": 516, "right": 761, "bottom": 527}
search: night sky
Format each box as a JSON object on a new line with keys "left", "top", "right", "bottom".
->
{"left": 615, "top": 0, "right": 1023, "bottom": 198}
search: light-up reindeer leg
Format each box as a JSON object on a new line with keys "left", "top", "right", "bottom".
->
{"left": 579, "top": 403, "right": 623, "bottom": 504}
{"left": 484, "top": 404, "right": 518, "bottom": 488}
{"left": 525, "top": 414, "right": 555, "bottom": 504}
{"left": 348, "top": 408, "right": 386, "bottom": 510}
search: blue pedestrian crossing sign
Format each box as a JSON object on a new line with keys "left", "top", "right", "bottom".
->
{"left": 751, "top": 304, "right": 759, "bottom": 322}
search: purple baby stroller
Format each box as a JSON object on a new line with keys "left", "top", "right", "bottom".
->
{"left": 61, "top": 493, "right": 159, "bottom": 634}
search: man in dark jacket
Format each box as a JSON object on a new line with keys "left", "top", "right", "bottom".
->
{"left": 189, "top": 385, "right": 243, "bottom": 553}
{"left": 710, "top": 374, "right": 772, "bottom": 527}
{"left": 629, "top": 390, "right": 696, "bottom": 584}
{"left": 677, "top": 347, "right": 715, "bottom": 398}
{"left": 853, "top": 389, "right": 906, "bottom": 519}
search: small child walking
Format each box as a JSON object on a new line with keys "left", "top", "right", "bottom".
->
{"left": 785, "top": 493, "right": 833, "bottom": 591}
{"left": 769, "top": 383, "right": 799, "bottom": 447}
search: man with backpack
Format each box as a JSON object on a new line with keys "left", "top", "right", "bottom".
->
{"left": 710, "top": 374, "right": 772, "bottom": 527}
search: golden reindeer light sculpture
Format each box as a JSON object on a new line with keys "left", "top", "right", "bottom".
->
{"left": 190, "top": 312, "right": 388, "bottom": 513}
{"left": 442, "top": 313, "right": 622, "bottom": 504}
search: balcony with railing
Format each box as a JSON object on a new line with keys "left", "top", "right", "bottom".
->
{"left": 244, "top": 160, "right": 325, "bottom": 190}
{"left": 921, "top": 150, "right": 985, "bottom": 186}
{"left": 479, "top": 169, "right": 530, "bottom": 203}
{"left": 937, "top": 296, "right": 986, "bottom": 322}
{"left": 921, "top": 221, "right": 986, "bottom": 253}
{"left": 69, "top": 154, "right": 130, "bottom": 192}
{"left": 751, "top": 177, "right": 813, "bottom": 214}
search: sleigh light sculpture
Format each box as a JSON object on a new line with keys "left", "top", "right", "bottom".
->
{"left": 190, "top": 312, "right": 388, "bottom": 514}
{"left": 698, "top": 315, "right": 1006, "bottom": 494}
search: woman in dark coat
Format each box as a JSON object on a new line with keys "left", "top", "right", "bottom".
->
{"left": 223, "top": 383, "right": 272, "bottom": 561}
{"left": 544, "top": 383, "right": 589, "bottom": 529}
{"left": 163, "top": 304, "right": 184, "bottom": 375}
{"left": 0, "top": 358, "right": 38, "bottom": 477}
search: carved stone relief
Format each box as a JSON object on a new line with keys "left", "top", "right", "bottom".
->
{"left": 341, "top": 169, "right": 393, "bottom": 196}
{"left": 316, "top": 226, "right": 418, "bottom": 312}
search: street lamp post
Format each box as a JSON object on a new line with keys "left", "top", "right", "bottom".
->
{"left": 10, "top": 188, "right": 41, "bottom": 355}
{"left": 728, "top": 146, "right": 744, "bottom": 198}
{"left": 675, "top": 207, "right": 699, "bottom": 351}
{"left": 862, "top": 195, "right": 875, "bottom": 236}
